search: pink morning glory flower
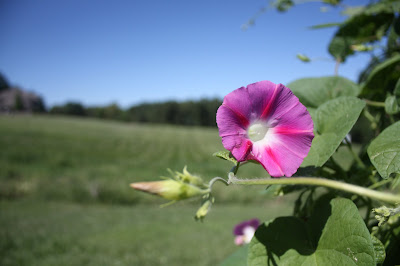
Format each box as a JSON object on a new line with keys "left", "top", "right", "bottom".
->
{"left": 233, "top": 218, "right": 260, "bottom": 245}
{"left": 216, "top": 81, "right": 314, "bottom": 177}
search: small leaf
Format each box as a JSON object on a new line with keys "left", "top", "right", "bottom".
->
{"left": 309, "top": 22, "right": 341, "bottom": 30}
{"left": 371, "top": 235, "right": 386, "bottom": 264}
{"left": 287, "top": 76, "right": 360, "bottom": 108}
{"left": 328, "top": 36, "right": 352, "bottom": 62}
{"left": 275, "top": 0, "right": 294, "bottom": 12}
{"left": 368, "top": 121, "right": 400, "bottom": 179}
{"left": 302, "top": 97, "right": 365, "bottom": 167}
{"left": 385, "top": 95, "right": 400, "bottom": 114}
{"left": 296, "top": 53, "right": 311, "bottom": 62}
{"left": 212, "top": 150, "right": 238, "bottom": 165}
{"left": 248, "top": 198, "right": 375, "bottom": 265}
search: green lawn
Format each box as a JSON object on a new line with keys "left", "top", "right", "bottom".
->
{"left": 1, "top": 115, "right": 296, "bottom": 265}
{"left": 0, "top": 115, "right": 270, "bottom": 204}
{"left": 0, "top": 199, "right": 293, "bottom": 266}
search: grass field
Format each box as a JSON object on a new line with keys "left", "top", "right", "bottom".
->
{"left": 1, "top": 114, "right": 297, "bottom": 265}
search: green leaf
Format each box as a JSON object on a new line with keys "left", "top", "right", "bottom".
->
{"left": 368, "top": 121, "right": 400, "bottom": 179}
{"left": 328, "top": 36, "right": 353, "bottom": 61}
{"left": 302, "top": 97, "right": 365, "bottom": 167}
{"left": 309, "top": 23, "right": 341, "bottom": 30}
{"left": 212, "top": 150, "right": 238, "bottom": 165}
{"left": 371, "top": 235, "right": 386, "bottom": 264}
{"left": 287, "top": 76, "right": 360, "bottom": 108}
{"left": 248, "top": 198, "right": 375, "bottom": 265}
{"left": 274, "top": 0, "right": 294, "bottom": 12}
{"left": 361, "top": 54, "right": 400, "bottom": 100}
{"left": 385, "top": 95, "right": 400, "bottom": 114}
{"left": 296, "top": 53, "right": 311, "bottom": 62}
{"left": 220, "top": 246, "right": 248, "bottom": 266}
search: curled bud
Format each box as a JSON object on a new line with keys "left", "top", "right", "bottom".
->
{"left": 130, "top": 179, "right": 209, "bottom": 201}
{"left": 195, "top": 195, "right": 214, "bottom": 221}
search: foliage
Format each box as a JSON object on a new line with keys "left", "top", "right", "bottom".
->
{"left": 219, "top": 1, "right": 400, "bottom": 265}
{"left": 50, "top": 102, "right": 86, "bottom": 116}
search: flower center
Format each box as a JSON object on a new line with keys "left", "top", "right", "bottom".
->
{"left": 247, "top": 123, "right": 269, "bottom": 142}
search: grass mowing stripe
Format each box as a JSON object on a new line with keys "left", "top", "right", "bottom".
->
{"left": 0, "top": 199, "right": 293, "bottom": 266}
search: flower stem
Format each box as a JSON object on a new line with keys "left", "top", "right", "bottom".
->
{"left": 229, "top": 176, "right": 400, "bottom": 205}
{"left": 208, "top": 177, "right": 228, "bottom": 188}
{"left": 364, "top": 99, "right": 386, "bottom": 108}
{"left": 344, "top": 138, "right": 365, "bottom": 168}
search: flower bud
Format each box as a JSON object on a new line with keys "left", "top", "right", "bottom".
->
{"left": 130, "top": 179, "right": 209, "bottom": 201}
{"left": 194, "top": 196, "right": 214, "bottom": 221}
{"left": 170, "top": 166, "right": 207, "bottom": 188}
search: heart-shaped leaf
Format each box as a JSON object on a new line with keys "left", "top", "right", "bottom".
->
{"left": 368, "top": 121, "right": 400, "bottom": 179}
{"left": 287, "top": 76, "right": 360, "bottom": 108}
{"left": 248, "top": 198, "right": 375, "bottom": 265}
{"left": 302, "top": 96, "right": 365, "bottom": 167}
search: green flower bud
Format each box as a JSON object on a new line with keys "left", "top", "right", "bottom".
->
{"left": 172, "top": 166, "right": 207, "bottom": 188}
{"left": 194, "top": 196, "right": 214, "bottom": 221}
{"left": 130, "top": 179, "right": 209, "bottom": 201}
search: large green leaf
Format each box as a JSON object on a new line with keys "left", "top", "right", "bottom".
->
{"left": 360, "top": 54, "right": 400, "bottom": 100}
{"left": 287, "top": 76, "right": 360, "bottom": 108}
{"left": 368, "top": 121, "right": 400, "bottom": 179}
{"left": 302, "top": 96, "right": 365, "bottom": 167}
{"left": 248, "top": 198, "right": 375, "bottom": 265}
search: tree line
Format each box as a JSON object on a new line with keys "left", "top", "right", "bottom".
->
{"left": 49, "top": 98, "right": 222, "bottom": 127}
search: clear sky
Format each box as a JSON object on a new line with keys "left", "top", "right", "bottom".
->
{"left": 0, "top": 0, "right": 370, "bottom": 108}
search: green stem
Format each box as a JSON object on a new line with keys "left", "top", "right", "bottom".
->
{"left": 368, "top": 178, "right": 393, "bottom": 190}
{"left": 208, "top": 177, "right": 228, "bottom": 188}
{"left": 229, "top": 176, "right": 400, "bottom": 205}
{"left": 363, "top": 108, "right": 377, "bottom": 129}
{"left": 364, "top": 99, "right": 386, "bottom": 108}
{"left": 344, "top": 138, "right": 365, "bottom": 168}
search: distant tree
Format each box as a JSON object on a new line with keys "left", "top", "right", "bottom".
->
{"left": 50, "top": 102, "right": 86, "bottom": 116}
{"left": 31, "top": 97, "right": 46, "bottom": 113}
{"left": 14, "top": 92, "right": 25, "bottom": 111}
{"left": 0, "top": 73, "right": 10, "bottom": 92}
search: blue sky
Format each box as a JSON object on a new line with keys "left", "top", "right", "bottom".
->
{"left": 0, "top": 0, "right": 370, "bottom": 108}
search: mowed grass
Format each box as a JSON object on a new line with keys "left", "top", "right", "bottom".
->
{"left": 0, "top": 115, "right": 295, "bottom": 265}
{"left": 0, "top": 114, "right": 270, "bottom": 204}
{"left": 0, "top": 199, "right": 292, "bottom": 266}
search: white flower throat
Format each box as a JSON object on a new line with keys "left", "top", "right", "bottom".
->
{"left": 247, "top": 123, "right": 269, "bottom": 142}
